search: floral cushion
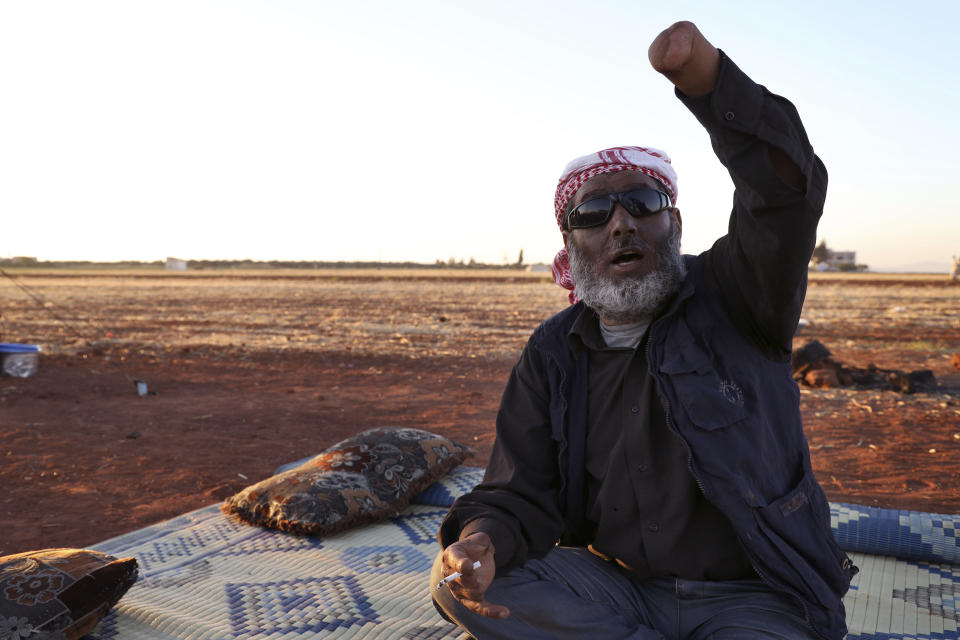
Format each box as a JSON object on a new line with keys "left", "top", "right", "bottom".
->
{"left": 222, "top": 427, "right": 470, "bottom": 537}
{"left": 0, "top": 548, "right": 138, "bottom": 640}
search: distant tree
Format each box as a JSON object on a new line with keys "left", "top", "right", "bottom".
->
{"left": 812, "top": 240, "right": 830, "bottom": 264}
{"left": 517, "top": 249, "right": 524, "bottom": 267}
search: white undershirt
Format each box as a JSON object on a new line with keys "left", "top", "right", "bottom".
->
{"left": 599, "top": 319, "right": 650, "bottom": 349}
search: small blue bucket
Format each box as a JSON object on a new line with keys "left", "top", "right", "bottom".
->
{"left": 0, "top": 343, "right": 40, "bottom": 377}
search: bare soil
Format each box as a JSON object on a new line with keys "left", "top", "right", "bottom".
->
{"left": 1, "top": 269, "right": 958, "bottom": 556}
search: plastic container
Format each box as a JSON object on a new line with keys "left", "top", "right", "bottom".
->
{"left": 0, "top": 343, "right": 40, "bottom": 378}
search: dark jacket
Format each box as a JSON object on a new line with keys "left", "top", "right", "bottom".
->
{"left": 524, "top": 255, "right": 856, "bottom": 639}
{"left": 439, "top": 51, "right": 856, "bottom": 640}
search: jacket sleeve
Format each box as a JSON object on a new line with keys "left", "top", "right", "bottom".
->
{"left": 437, "top": 335, "right": 565, "bottom": 570}
{"left": 678, "top": 51, "right": 827, "bottom": 361}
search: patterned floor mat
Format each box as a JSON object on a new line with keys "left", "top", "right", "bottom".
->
{"left": 86, "top": 466, "right": 959, "bottom": 639}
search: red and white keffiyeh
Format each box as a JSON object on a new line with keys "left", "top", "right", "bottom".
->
{"left": 552, "top": 146, "right": 678, "bottom": 303}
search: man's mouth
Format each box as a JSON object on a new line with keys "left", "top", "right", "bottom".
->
{"left": 611, "top": 248, "right": 644, "bottom": 266}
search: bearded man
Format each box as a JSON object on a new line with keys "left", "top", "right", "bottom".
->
{"left": 431, "top": 21, "right": 856, "bottom": 640}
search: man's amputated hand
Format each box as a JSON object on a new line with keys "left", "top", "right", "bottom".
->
{"left": 648, "top": 21, "right": 720, "bottom": 98}
{"left": 440, "top": 531, "right": 510, "bottom": 619}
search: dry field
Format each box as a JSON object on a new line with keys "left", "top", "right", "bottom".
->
{"left": 1, "top": 268, "right": 958, "bottom": 556}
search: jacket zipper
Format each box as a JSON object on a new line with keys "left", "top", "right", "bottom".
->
{"left": 645, "top": 316, "right": 706, "bottom": 494}
{"left": 545, "top": 349, "right": 570, "bottom": 511}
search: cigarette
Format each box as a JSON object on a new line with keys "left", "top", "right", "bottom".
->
{"left": 435, "top": 560, "right": 482, "bottom": 590}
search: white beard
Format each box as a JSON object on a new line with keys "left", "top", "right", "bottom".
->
{"left": 567, "top": 222, "right": 686, "bottom": 325}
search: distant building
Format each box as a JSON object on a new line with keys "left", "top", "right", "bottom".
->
{"left": 825, "top": 251, "right": 856, "bottom": 268}
{"left": 811, "top": 249, "right": 859, "bottom": 271}
{"left": 525, "top": 264, "right": 552, "bottom": 273}
{"left": 165, "top": 257, "right": 188, "bottom": 271}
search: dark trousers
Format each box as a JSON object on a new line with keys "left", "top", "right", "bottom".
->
{"left": 431, "top": 547, "right": 819, "bottom": 639}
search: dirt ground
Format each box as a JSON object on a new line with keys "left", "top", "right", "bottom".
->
{"left": 2, "top": 269, "right": 959, "bottom": 556}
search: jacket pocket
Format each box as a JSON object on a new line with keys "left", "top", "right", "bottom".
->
{"left": 659, "top": 318, "right": 748, "bottom": 431}
{"left": 668, "top": 369, "right": 749, "bottom": 430}
{"left": 751, "top": 468, "right": 856, "bottom": 608}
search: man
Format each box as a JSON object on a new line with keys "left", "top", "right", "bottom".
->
{"left": 432, "top": 21, "right": 856, "bottom": 640}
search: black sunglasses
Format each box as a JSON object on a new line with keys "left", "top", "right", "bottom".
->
{"left": 565, "top": 188, "right": 672, "bottom": 229}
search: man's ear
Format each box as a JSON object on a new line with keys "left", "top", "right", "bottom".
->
{"left": 562, "top": 229, "right": 570, "bottom": 249}
{"left": 672, "top": 208, "right": 682, "bottom": 237}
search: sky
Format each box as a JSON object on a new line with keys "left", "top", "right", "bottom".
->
{"left": 1, "top": 0, "right": 958, "bottom": 272}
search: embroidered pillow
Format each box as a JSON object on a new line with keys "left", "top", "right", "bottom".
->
{"left": 222, "top": 427, "right": 470, "bottom": 537}
{"left": 0, "top": 548, "right": 138, "bottom": 640}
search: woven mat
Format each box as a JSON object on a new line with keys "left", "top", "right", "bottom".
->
{"left": 86, "top": 466, "right": 959, "bottom": 639}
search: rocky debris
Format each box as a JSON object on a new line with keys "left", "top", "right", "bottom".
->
{"left": 804, "top": 367, "right": 843, "bottom": 388}
{"left": 792, "top": 339, "right": 938, "bottom": 393}
{"left": 793, "top": 339, "right": 832, "bottom": 368}
{"left": 792, "top": 341, "right": 854, "bottom": 387}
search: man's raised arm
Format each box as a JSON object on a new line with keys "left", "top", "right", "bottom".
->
{"left": 649, "top": 21, "right": 804, "bottom": 188}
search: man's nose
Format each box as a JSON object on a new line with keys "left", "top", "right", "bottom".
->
{"left": 608, "top": 205, "right": 638, "bottom": 236}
